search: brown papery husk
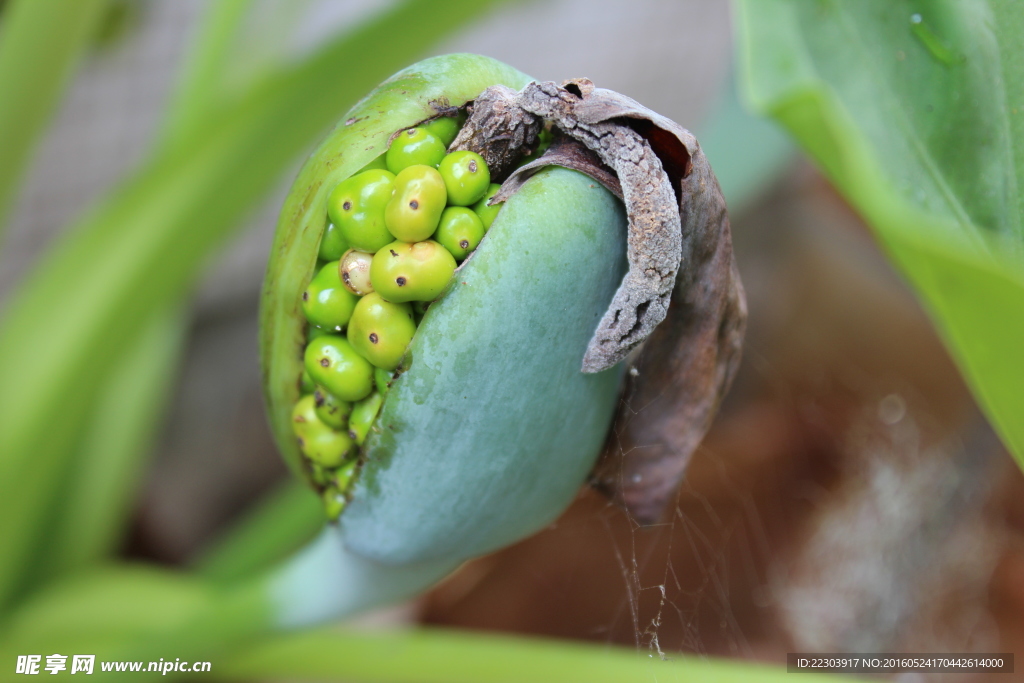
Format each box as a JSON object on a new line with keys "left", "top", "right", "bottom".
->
{"left": 455, "top": 79, "right": 746, "bottom": 523}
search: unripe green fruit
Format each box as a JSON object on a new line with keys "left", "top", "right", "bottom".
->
{"left": 327, "top": 169, "right": 396, "bottom": 253}
{"left": 385, "top": 127, "right": 447, "bottom": 173}
{"left": 472, "top": 183, "right": 502, "bottom": 232}
{"left": 313, "top": 386, "right": 352, "bottom": 429}
{"left": 384, "top": 165, "right": 447, "bottom": 242}
{"left": 318, "top": 222, "right": 348, "bottom": 261}
{"left": 291, "top": 394, "right": 354, "bottom": 467}
{"left": 374, "top": 367, "right": 392, "bottom": 396}
{"left": 347, "top": 293, "right": 416, "bottom": 371}
{"left": 322, "top": 487, "right": 346, "bottom": 520}
{"left": 338, "top": 249, "right": 374, "bottom": 296}
{"left": 370, "top": 240, "right": 456, "bottom": 303}
{"left": 302, "top": 261, "right": 358, "bottom": 329}
{"left": 438, "top": 150, "right": 490, "bottom": 206}
{"left": 304, "top": 335, "right": 374, "bottom": 402}
{"left": 421, "top": 116, "right": 461, "bottom": 147}
{"left": 348, "top": 391, "right": 384, "bottom": 445}
{"left": 434, "top": 206, "right": 485, "bottom": 261}
{"left": 300, "top": 370, "right": 315, "bottom": 394}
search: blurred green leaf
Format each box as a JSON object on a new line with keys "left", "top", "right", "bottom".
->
{"left": 0, "top": 564, "right": 272, "bottom": 682}
{"left": 216, "top": 628, "right": 861, "bottom": 683}
{"left": 195, "top": 480, "right": 322, "bottom": 583}
{"left": 0, "top": 0, "right": 516, "bottom": 610}
{"left": 0, "top": 0, "right": 109, "bottom": 235}
{"left": 735, "top": 0, "right": 1024, "bottom": 467}
{"left": 40, "top": 307, "right": 187, "bottom": 578}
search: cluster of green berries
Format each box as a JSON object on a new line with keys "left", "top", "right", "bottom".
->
{"left": 292, "top": 115, "right": 503, "bottom": 520}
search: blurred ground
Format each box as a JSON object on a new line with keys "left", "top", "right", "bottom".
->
{"left": 1, "top": 1, "right": 1022, "bottom": 680}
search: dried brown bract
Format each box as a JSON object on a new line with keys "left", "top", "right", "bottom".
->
{"left": 454, "top": 79, "right": 747, "bottom": 523}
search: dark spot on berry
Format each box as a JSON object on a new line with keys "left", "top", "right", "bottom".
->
{"left": 396, "top": 277, "right": 407, "bottom": 286}
{"left": 342, "top": 271, "right": 351, "bottom": 284}
{"left": 409, "top": 199, "right": 419, "bottom": 210}
{"left": 295, "top": 415, "right": 306, "bottom": 423}
{"left": 297, "top": 437, "right": 305, "bottom": 446}
{"left": 468, "top": 160, "right": 477, "bottom": 173}
{"left": 314, "top": 391, "right": 325, "bottom": 407}
{"left": 406, "top": 128, "right": 416, "bottom": 136}
{"left": 390, "top": 249, "right": 398, "bottom": 257}
{"left": 459, "top": 239, "right": 469, "bottom": 249}
{"left": 319, "top": 358, "right": 330, "bottom": 367}
{"left": 303, "top": 291, "right": 310, "bottom": 301}
{"left": 342, "top": 201, "right": 352, "bottom": 211}
{"left": 369, "top": 333, "right": 379, "bottom": 344}
{"left": 348, "top": 430, "right": 357, "bottom": 440}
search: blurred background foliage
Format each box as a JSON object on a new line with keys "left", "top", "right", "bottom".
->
{"left": 0, "top": 0, "right": 1021, "bottom": 681}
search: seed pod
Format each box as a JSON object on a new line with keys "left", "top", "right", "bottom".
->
{"left": 261, "top": 54, "right": 741, "bottom": 577}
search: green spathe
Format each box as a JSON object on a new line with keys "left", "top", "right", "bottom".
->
{"left": 340, "top": 167, "right": 626, "bottom": 564}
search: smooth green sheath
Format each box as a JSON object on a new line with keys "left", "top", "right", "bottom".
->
{"left": 261, "top": 55, "right": 532, "bottom": 484}
{"left": 341, "top": 167, "right": 626, "bottom": 564}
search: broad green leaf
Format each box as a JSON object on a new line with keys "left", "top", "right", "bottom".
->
{"left": 216, "top": 628, "right": 862, "bottom": 683}
{"left": 0, "top": 0, "right": 109, "bottom": 235}
{"left": 735, "top": 0, "right": 1024, "bottom": 467}
{"left": 0, "top": 0, "right": 515, "bottom": 610}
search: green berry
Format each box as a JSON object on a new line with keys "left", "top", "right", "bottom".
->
{"left": 348, "top": 392, "right": 384, "bottom": 445}
{"left": 385, "top": 127, "right": 446, "bottom": 174}
{"left": 313, "top": 386, "right": 352, "bottom": 429}
{"left": 318, "top": 222, "right": 348, "bottom": 261}
{"left": 323, "top": 487, "right": 346, "bottom": 520}
{"left": 302, "top": 261, "right": 359, "bottom": 329}
{"left": 421, "top": 116, "right": 460, "bottom": 147}
{"left": 347, "top": 293, "right": 416, "bottom": 370}
{"left": 385, "top": 165, "right": 447, "bottom": 242}
{"left": 359, "top": 154, "right": 388, "bottom": 172}
{"left": 309, "top": 463, "right": 332, "bottom": 487}
{"left": 307, "top": 324, "right": 338, "bottom": 340}
{"left": 370, "top": 240, "right": 456, "bottom": 303}
{"left": 472, "top": 183, "right": 502, "bottom": 232}
{"left": 434, "top": 206, "right": 485, "bottom": 261}
{"left": 438, "top": 150, "right": 489, "bottom": 206}
{"left": 304, "top": 335, "right": 374, "bottom": 402}
{"left": 300, "top": 370, "right": 315, "bottom": 394}
{"left": 291, "top": 394, "right": 354, "bottom": 467}
{"left": 333, "top": 459, "right": 357, "bottom": 490}
{"left": 339, "top": 249, "right": 374, "bottom": 296}
{"left": 374, "top": 367, "right": 392, "bottom": 396}
{"left": 327, "top": 169, "right": 396, "bottom": 253}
